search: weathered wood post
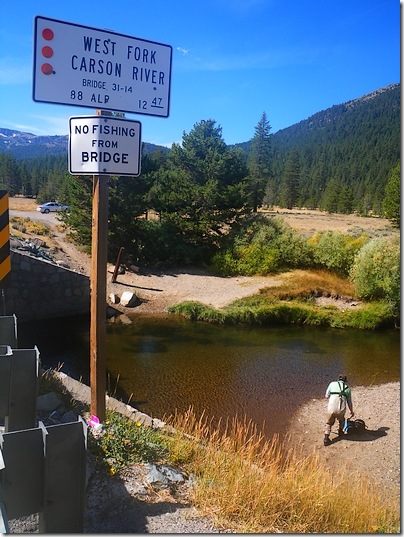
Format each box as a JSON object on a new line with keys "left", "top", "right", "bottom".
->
{"left": 90, "top": 171, "right": 109, "bottom": 422}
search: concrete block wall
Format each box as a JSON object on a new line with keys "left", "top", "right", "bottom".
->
{"left": 2, "top": 251, "right": 89, "bottom": 321}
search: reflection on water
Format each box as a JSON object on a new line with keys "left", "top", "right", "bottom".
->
{"left": 19, "top": 314, "right": 400, "bottom": 438}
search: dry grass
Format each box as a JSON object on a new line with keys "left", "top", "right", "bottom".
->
{"left": 166, "top": 409, "right": 399, "bottom": 533}
{"left": 10, "top": 216, "right": 50, "bottom": 236}
{"left": 9, "top": 197, "right": 38, "bottom": 211}
{"left": 269, "top": 269, "right": 356, "bottom": 299}
{"left": 260, "top": 207, "right": 398, "bottom": 239}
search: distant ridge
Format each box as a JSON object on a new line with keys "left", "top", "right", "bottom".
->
{"left": 0, "top": 127, "right": 169, "bottom": 160}
{"left": 0, "top": 83, "right": 399, "bottom": 163}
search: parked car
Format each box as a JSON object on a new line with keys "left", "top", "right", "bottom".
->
{"left": 36, "top": 201, "right": 69, "bottom": 213}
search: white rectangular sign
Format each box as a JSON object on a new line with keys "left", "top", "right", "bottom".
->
{"left": 33, "top": 16, "right": 172, "bottom": 117}
{"left": 69, "top": 116, "right": 142, "bottom": 176}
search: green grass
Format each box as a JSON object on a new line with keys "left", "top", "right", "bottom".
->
{"left": 168, "top": 270, "right": 397, "bottom": 329}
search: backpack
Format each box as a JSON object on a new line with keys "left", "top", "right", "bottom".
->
{"left": 343, "top": 418, "right": 366, "bottom": 435}
{"left": 329, "top": 381, "right": 350, "bottom": 399}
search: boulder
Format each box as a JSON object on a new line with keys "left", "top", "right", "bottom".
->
{"left": 120, "top": 291, "right": 140, "bottom": 308}
{"left": 109, "top": 293, "right": 120, "bottom": 304}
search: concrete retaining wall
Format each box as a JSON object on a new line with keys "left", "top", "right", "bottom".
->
{"left": 2, "top": 251, "right": 89, "bottom": 322}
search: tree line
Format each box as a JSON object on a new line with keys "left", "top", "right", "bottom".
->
{"left": 0, "top": 83, "right": 399, "bottom": 268}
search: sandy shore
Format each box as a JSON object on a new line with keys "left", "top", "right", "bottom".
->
{"left": 289, "top": 381, "right": 400, "bottom": 505}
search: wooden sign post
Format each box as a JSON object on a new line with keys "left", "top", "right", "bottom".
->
{"left": 89, "top": 172, "right": 109, "bottom": 422}
{"left": 89, "top": 110, "right": 112, "bottom": 422}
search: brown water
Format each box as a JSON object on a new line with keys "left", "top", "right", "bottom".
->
{"left": 105, "top": 317, "right": 400, "bottom": 437}
{"left": 20, "top": 315, "right": 400, "bottom": 438}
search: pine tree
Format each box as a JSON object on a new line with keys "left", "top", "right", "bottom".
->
{"left": 247, "top": 112, "right": 272, "bottom": 212}
{"left": 0, "top": 152, "right": 21, "bottom": 196}
{"left": 148, "top": 119, "right": 249, "bottom": 260}
{"left": 383, "top": 162, "right": 400, "bottom": 227}
{"left": 279, "top": 149, "right": 300, "bottom": 209}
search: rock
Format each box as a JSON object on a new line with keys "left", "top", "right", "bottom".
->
{"left": 56, "top": 260, "right": 70, "bottom": 268}
{"left": 37, "top": 391, "right": 63, "bottom": 412}
{"left": 120, "top": 291, "right": 140, "bottom": 307}
{"left": 30, "top": 238, "right": 48, "bottom": 248}
{"left": 60, "top": 410, "right": 79, "bottom": 423}
{"left": 146, "top": 464, "right": 167, "bottom": 485}
{"left": 118, "top": 315, "right": 133, "bottom": 325}
{"left": 160, "top": 466, "right": 186, "bottom": 483}
{"left": 109, "top": 293, "right": 120, "bottom": 304}
{"left": 145, "top": 464, "right": 187, "bottom": 486}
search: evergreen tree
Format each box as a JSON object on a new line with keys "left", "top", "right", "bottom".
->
{"left": 337, "top": 184, "right": 353, "bottom": 214}
{"left": 382, "top": 162, "right": 400, "bottom": 227}
{"left": 148, "top": 119, "right": 250, "bottom": 261}
{"left": 322, "top": 177, "right": 340, "bottom": 213}
{"left": 61, "top": 175, "right": 93, "bottom": 248}
{"left": 247, "top": 112, "right": 272, "bottom": 212}
{"left": 279, "top": 149, "right": 300, "bottom": 209}
{"left": 0, "top": 152, "right": 20, "bottom": 195}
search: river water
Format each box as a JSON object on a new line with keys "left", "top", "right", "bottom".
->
{"left": 19, "top": 314, "right": 400, "bottom": 438}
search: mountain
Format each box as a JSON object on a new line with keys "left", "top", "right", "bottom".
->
{"left": 236, "top": 83, "right": 400, "bottom": 213}
{"left": 0, "top": 128, "right": 169, "bottom": 159}
{"left": 1, "top": 83, "right": 399, "bottom": 213}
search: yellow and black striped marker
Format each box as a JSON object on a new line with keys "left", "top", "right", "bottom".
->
{"left": 0, "top": 191, "right": 11, "bottom": 287}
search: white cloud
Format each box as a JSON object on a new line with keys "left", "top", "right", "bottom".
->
{"left": 0, "top": 115, "right": 69, "bottom": 136}
{"left": 176, "top": 47, "right": 190, "bottom": 55}
{"left": 29, "top": 114, "right": 70, "bottom": 135}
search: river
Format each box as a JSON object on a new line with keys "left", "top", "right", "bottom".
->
{"left": 19, "top": 314, "right": 400, "bottom": 438}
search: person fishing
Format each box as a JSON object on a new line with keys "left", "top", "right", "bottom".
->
{"left": 323, "top": 374, "right": 354, "bottom": 446}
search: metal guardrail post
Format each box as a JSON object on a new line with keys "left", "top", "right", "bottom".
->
{"left": 39, "top": 418, "right": 87, "bottom": 533}
{"left": 0, "top": 346, "right": 12, "bottom": 420}
{"left": 0, "top": 427, "right": 45, "bottom": 519}
{"left": 0, "top": 315, "right": 17, "bottom": 348}
{"left": 0, "top": 419, "right": 87, "bottom": 533}
{"left": 0, "top": 500, "right": 10, "bottom": 534}
{"left": 5, "top": 347, "right": 39, "bottom": 432}
{"left": 0, "top": 450, "right": 8, "bottom": 533}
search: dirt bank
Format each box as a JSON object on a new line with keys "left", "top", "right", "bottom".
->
{"left": 289, "top": 381, "right": 400, "bottom": 505}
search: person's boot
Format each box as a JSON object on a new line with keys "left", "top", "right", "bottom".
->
{"left": 338, "top": 427, "right": 344, "bottom": 437}
{"left": 323, "top": 434, "right": 331, "bottom": 446}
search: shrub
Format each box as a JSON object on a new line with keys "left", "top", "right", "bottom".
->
{"left": 210, "top": 249, "right": 244, "bottom": 276}
{"left": 235, "top": 244, "right": 281, "bottom": 275}
{"left": 309, "top": 231, "right": 368, "bottom": 276}
{"left": 350, "top": 236, "right": 400, "bottom": 313}
{"left": 211, "top": 215, "right": 313, "bottom": 276}
{"left": 89, "top": 410, "right": 169, "bottom": 473}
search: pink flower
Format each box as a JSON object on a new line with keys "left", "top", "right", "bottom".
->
{"left": 88, "top": 415, "right": 100, "bottom": 427}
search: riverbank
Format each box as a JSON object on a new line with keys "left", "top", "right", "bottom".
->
{"left": 289, "top": 381, "right": 400, "bottom": 505}
{"left": 85, "top": 380, "right": 401, "bottom": 532}
{"left": 9, "top": 198, "right": 399, "bottom": 318}
{"left": 9, "top": 375, "right": 399, "bottom": 533}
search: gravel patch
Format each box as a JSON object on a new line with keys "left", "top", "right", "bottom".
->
{"left": 288, "top": 381, "right": 400, "bottom": 505}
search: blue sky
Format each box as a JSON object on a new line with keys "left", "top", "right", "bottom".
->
{"left": 0, "top": 0, "right": 399, "bottom": 147}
